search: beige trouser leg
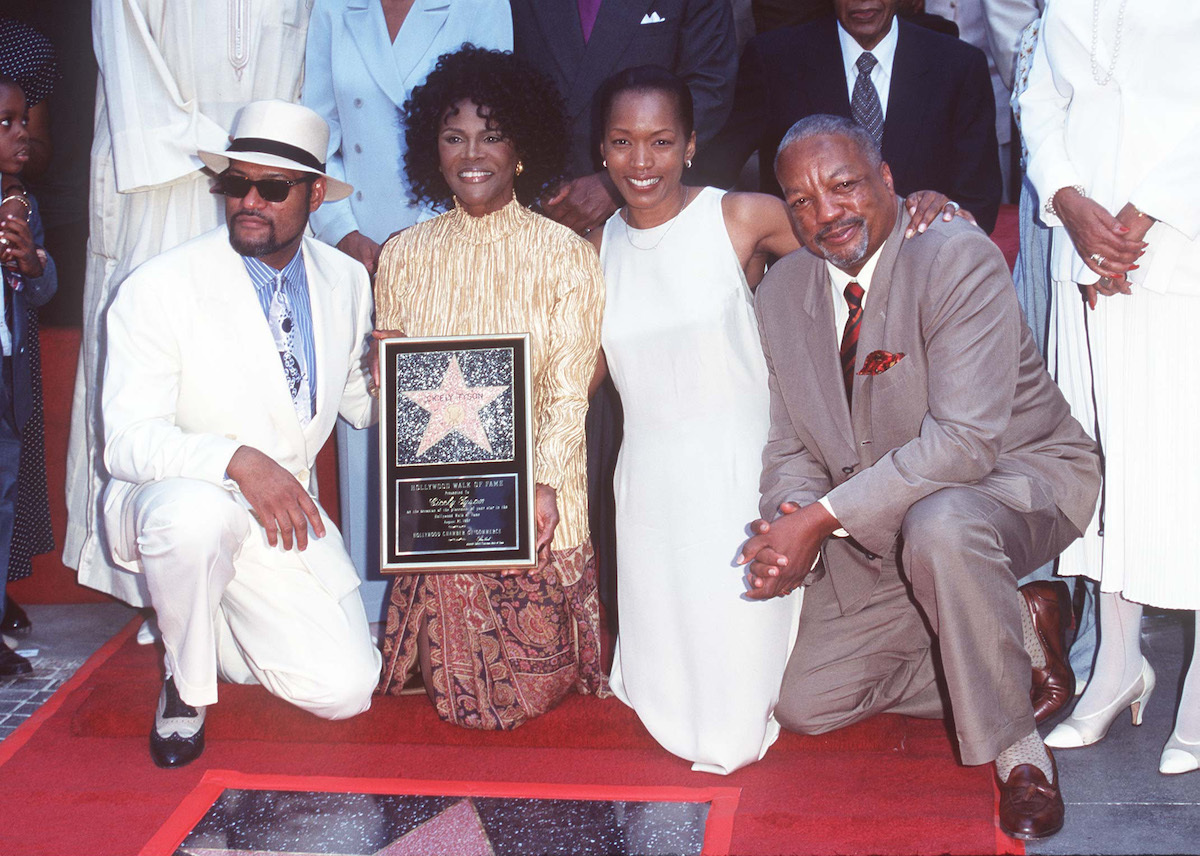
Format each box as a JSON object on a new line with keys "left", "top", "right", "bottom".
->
{"left": 777, "top": 485, "right": 1079, "bottom": 765}
{"left": 124, "top": 478, "right": 381, "bottom": 718}
{"left": 775, "top": 551, "right": 946, "bottom": 737}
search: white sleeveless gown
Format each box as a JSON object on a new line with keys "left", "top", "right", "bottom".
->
{"left": 600, "top": 187, "right": 802, "bottom": 774}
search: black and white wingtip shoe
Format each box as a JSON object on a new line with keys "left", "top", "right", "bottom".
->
{"left": 149, "top": 676, "right": 206, "bottom": 768}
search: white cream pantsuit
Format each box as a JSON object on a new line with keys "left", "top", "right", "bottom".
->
{"left": 101, "top": 228, "right": 381, "bottom": 712}
{"left": 1020, "top": 0, "right": 1200, "bottom": 609}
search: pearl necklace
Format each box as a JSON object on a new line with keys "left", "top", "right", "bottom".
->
{"left": 622, "top": 186, "right": 691, "bottom": 251}
{"left": 1090, "top": 0, "right": 1129, "bottom": 87}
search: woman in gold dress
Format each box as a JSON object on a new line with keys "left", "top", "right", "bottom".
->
{"left": 374, "top": 45, "right": 606, "bottom": 730}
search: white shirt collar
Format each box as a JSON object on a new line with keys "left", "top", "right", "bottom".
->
{"left": 837, "top": 17, "right": 899, "bottom": 116}
{"left": 827, "top": 237, "right": 887, "bottom": 331}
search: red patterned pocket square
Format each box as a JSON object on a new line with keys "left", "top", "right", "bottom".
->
{"left": 857, "top": 350, "right": 905, "bottom": 376}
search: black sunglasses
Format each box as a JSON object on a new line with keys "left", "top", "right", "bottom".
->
{"left": 212, "top": 173, "right": 315, "bottom": 203}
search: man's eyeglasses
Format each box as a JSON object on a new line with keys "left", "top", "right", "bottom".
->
{"left": 212, "top": 173, "right": 315, "bottom": 203}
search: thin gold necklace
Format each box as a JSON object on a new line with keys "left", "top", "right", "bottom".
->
{"left": 622, "top": 185, "right": 691, "bottom": 251}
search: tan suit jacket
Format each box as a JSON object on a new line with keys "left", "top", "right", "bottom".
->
{"left": 755, "top": 199, "right": 1100, "bottom": 616}
{"left": 92, "top": 227, "right": 376, "bottom": 607}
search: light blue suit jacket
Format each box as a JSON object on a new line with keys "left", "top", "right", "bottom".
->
{"left": 302, "top": 0, "right": 513, "bottom": 246}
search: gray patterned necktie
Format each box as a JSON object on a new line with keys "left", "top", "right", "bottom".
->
{"left": 851, "top": 51, "right": 884, "bottom": 144}
{"left": 267, "top": 273, "right": 312, "bottom": 427}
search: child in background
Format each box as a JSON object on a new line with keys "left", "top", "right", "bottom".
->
{"left": 0, "top": 73, "right": 56, "bottom": 677}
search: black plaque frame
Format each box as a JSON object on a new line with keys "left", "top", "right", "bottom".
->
{"left": 379, "top": 334, "right": 535, "bottom": 572}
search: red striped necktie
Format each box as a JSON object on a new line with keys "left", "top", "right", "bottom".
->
{"left": 840, "top": 281, "right": 865, "bottom": 404}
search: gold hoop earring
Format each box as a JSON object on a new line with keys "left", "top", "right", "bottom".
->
{"left": 515, "top": 161, "right": 524, "bottom": 176}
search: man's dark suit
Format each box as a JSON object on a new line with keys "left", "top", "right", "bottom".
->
{"left": 511, "top": 0, "right": 738, "bottom": 179}
{"left": 698, "top": 16, "right": 1002, "bottom": 232}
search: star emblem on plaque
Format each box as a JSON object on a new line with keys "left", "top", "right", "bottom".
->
{"left": 379, "top": 336, "right": 535, "bottom": 572}
{"left": 401, "top": 355, "right": 509, "bottom": 459}
{"left": 395, "top": 349, "right": 515, "bottom": 465}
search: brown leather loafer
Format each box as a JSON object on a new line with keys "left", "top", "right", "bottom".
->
{"left": 997, "top": 757, "right": 1064, "bottom": 840}
{"left": 1021, "top": 580, "right": 1075, "bottom": 722}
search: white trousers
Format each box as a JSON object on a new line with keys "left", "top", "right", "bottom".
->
{"left": 113, "top": 478, "right": 381, "bottom": 717}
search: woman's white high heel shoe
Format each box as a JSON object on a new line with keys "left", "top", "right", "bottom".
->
{"left": 1044, "top": 657, "right": 1155, "bottom": 749}
{"left": 1159, "top": 732, "right": 1200, "bottom": 775}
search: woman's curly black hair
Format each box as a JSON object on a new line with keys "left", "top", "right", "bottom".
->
{"left": 403, "top": 44, "right": 569, "bottom": 209}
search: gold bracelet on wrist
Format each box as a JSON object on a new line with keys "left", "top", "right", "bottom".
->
{"left": 0, "top": 194, "right": 32, "bottom": 218}
{"left": 1044, "top": 184, "right": 1086, "bottom": 219}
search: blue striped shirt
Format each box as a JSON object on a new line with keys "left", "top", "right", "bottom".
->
{"left": 242, "top": 249, "right": 317, "bottom": 417}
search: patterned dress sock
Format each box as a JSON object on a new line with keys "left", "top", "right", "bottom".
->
{"left": 1020, "top": 589, "right": 1047, "bottom": 669}
{"left": 996, "top": 729, "right": 1054, "bottom": 784}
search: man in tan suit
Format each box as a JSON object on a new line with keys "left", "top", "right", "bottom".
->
{"left": 740, "top": 115, "right": 1100, "bottom": 841}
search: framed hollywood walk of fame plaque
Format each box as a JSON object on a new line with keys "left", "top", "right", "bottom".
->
{"left": 379, "top": 334, "right": 536, "bottom": 572}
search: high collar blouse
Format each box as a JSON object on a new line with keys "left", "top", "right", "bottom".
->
{"left": 374, "top": 197, "right": 605, "bottom": 549}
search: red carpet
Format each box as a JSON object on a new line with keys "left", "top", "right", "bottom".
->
{"left": 0, "top": 621, "right": 1022, "bottom": 856}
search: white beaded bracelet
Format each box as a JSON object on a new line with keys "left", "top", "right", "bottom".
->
{"left": 1043, "top": 184, "right": 1086, "bottom": 219}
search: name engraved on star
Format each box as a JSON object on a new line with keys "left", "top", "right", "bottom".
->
{"left": 395, "top": 475, "right": 519, "bottom": 555}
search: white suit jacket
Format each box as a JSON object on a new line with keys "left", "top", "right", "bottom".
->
{"left": 302, "top": 0, "right": 513, "bottom": 245}
{"left": 1020, "top": 0, "right": 1200, "bottom": 294}
{"left": 92, "top": 227, "right": 377, "bottom": 606}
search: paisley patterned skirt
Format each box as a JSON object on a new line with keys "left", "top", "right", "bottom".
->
{"left": 377, "top": 540, "right": 606, "bottom": 730}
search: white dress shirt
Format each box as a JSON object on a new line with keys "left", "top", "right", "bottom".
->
{"left": 812, "top": 242, "right": 888, "bottom": 534}
{"left": 837, "top": 18, "right": 899, "bottom": 119}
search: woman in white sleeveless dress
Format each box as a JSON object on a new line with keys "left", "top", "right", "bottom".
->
{"left": 587, "top": 68, "right": 963, "bottom": 776}
{"left": 586, "top": 69, "right": 802, "bottom": 774}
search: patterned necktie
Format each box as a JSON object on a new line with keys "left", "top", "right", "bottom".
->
{"left": 840, "top": 281, "right": 865, "bottom": 405}
{"left": 851, "top": 52, "right": 884, "bottom": 144}
{"left": 267, "top": 273, "right": 312, "bottom": 427}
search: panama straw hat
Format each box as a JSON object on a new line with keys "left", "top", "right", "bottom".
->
{"left": 198, "top": 100, "right": 353, "bottom": 201}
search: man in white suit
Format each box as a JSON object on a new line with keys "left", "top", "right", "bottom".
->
{"left": 101, "top": 101, "right": 381, "bottom": 768}
{"left": 70, "top": 0, "right": 315, "bottom": 607}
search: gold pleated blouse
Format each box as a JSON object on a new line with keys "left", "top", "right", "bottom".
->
{"left": 374, "top": 197, "right": 605, "bottom": 550}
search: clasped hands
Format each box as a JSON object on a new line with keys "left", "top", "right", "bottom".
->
{"left": 738, "top": 500, "right": 841, "bottom": 599}
{"left": 1053, "top": 189, "right": 1152, "bottom": 308}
